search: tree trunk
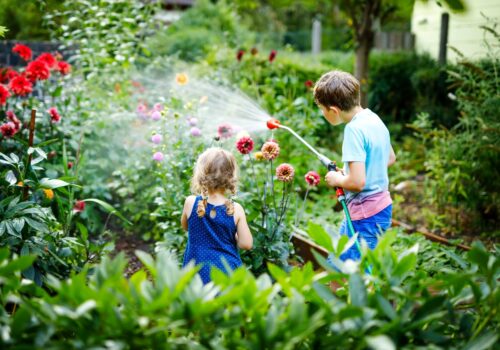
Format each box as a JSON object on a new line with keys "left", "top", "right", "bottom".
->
{"left": 355, "top": 37, "right": 371, "bottom": 108}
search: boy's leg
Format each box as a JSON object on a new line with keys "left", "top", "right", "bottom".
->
{"left": 339, "top": 204, "right": 393, "bottom": 262}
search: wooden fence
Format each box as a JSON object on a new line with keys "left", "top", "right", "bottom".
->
{"left": 374, "top": 31, "right": 415, "bottom": 51}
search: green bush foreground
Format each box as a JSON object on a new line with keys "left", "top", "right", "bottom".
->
{"left": 0, "top": 230, "right": 498, "bottom": 349}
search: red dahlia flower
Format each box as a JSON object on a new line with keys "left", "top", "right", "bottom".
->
{"left": 269, "top": 50, "right": 277, "bottom": 62}
{"left": 8, "top": 75, "right": 32, "bottom": 96}
{"left": 73, "top": 200, "right": 85, "bottom": 213}
{"left": 304, "top": 80, "right": 313, "bottom": 88}
{"left": 0, "top": 68, "right": 17, "bottom": 84}
{"left": 26, "top": 60, "right": 50, "bottom": 81}
{"left": 0, "top": 122, "right": 18, "bottom": 138}
{"left": 304, "top": 171, "right": 320, "bottom": 186}
{"left": 0, "top": 84, "right": 10, "bottom": 105}
{"left": 236, "top": 136, "right": 254, "bottom": 155}
{"left": 12, "top": 44, "right": 32, "bottom": 61}
{"left": 48, "top": 107, "right": 61, "bottom": 123}
{"left": 276, "top": 163, "right": 295, "bottom": 182}
{"left": 236, "top": 49, "right": 245, "bottom": 62}
{"left": 36, "top": 53, "right": 57, "bottom": 69}
{"left": 57, "top": 61, "right": 71, "bottom": 75}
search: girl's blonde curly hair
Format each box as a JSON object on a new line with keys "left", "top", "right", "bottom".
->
{"left": 191, "top": 147, "right": 238, "bottom": 217}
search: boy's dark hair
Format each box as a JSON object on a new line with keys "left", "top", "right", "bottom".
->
{"left": 314, "top": 70, "right": 360, "bottom": 111}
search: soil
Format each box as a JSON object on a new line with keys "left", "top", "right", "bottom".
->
{"left": 112, "top": 231, "right": 153, "bottom": 277}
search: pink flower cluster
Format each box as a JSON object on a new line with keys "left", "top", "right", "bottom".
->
{"left": 276, "top": 163, "right": 295, "bottom": 182}
{"left": 304, "top": 171, "right": 320, "bottom": 186}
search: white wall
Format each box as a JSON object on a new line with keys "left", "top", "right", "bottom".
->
{"left": 412, "top": 0, "right": 500, "bottom": 61}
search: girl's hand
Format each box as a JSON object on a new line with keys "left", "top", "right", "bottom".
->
{"left": 325, "top": 171, "right": 344, "bottom": 188}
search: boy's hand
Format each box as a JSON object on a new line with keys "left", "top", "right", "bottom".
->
{"left": 325, "top": 171, "right": 344, "bottom": 188}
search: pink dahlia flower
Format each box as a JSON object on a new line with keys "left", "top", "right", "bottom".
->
{"left": 276, "top": 163, "right": 295, "bottom": 182}
{"left": 304, "top": 171, "right": 320, "bottom": 186}
{"left": 151, "top": 134, "right": 162, "bottom": 144}
{"left": 188, "top": 117, "right": 198, "bottom": 126}
{"left": 261, "top": 141, "right": 280, "bottom": 160}
{"left": 236, "top": 136, "right": 254, "bottom": 155}
{"left": 190, "top": 127, "right": 201, "bottom": 137}
{"left": 153, "top": 152, "right": 164, "bottom": 162}
{"left": 217, "top": 123, "right": 233, "bottom": 139}
{"left": 153, "top": 103, "right": 163, "bottom": 111}
{"left": 151, "top": 111, "right": 161, "bottom": 121}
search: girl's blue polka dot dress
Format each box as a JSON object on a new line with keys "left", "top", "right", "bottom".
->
{"left": 182, "top": 196, "right": 242, "bottom": 284}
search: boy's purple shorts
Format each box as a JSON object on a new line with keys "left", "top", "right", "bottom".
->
{"left": 328, "top": 204, "right": 392, "bottom": 266}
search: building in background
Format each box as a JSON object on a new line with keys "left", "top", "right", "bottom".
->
{"left": 411, "top": 0, "right": 500, "bottom": 61}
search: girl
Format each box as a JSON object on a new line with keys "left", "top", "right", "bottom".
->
{"left": 181, "top": 147, "right": 253, "bottom": 284}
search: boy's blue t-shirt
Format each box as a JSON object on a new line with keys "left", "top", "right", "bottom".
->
{"left": 342, "top": 108, "right": 391, "bottom": 203}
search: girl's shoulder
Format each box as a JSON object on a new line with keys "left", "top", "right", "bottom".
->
{"left": 183, "top": 195, "right": 198, "bottom": 217}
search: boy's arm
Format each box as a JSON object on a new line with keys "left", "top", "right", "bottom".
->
{"left": 388, "top": 145, "right": 396, "bottom": 167}
{"left": 326, "top": 162, "right": 366, "bottom": 192}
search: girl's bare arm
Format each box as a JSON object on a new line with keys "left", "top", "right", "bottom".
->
{"left": 234, "top": 203, "right": 253, "bottom": 250}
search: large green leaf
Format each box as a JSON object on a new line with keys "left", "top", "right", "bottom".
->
{"left": 306, "top": 221, "right": 333, "bottom": 252}
{"left": 349, "top": 274, "right": 367, "bottom": 307}
{"left": 83, "top": 198, "right": 131, "bottom": 225}
{"left": 39, "top": 178, "right": 71, "bottom": 189}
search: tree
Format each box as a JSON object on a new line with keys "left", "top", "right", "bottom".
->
{"left": 339, "top": 0, "right": 465, "bottom": 106}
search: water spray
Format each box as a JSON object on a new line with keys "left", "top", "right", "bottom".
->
{"left": 267, "top": 118, "right": 369, "bottom": 272}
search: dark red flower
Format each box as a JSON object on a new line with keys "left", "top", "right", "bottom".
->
{"left": 269, "top": 50, "right": 277, "bottom": 62}
{"left": 6, "top": 111, "right": 21, "bottom": 131}
{"left": 305, "top": 80, "right": 314, "bottom": 88}
{"left": 0, "top": 84, "right": 10, "bottom": 105}
{"left": 73, "top": 200, "right": 85, "bottom": 213}
{"left": 8, "top": 75, "right": 32, "bottom": 96}
{"left": 36, "top": 53, "right": 57, "bottom": 69}
{"left": 26, "top": 60, "right": 50, "bottom": 81}
{"left": 48, "top": 107, "right": 61, "bottom": 123}
{"left": 0, "top": 122, "right": 18, "bottom": 138}
{"left": 12, "top": 44, "right": 32, "bottom": 61}
{"left": 236, "top": 136, "right": 254, "bottom": 155}
{"left": 236, "top": 49, "right": 245, "bottom": 62}
{"left": 67, "top": 161, "right": 73, "bottom": 169}
{"left": 250, "top": 47, "right": 258, "bottom": 56}
{"left": 57, "top": 61, "right": 71, "bottom": 75}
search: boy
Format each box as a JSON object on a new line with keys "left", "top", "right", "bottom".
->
{"left": 314, "top": 70, "right": 396, "bottom": 263}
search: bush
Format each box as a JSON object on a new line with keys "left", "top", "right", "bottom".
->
{"left": 0, "top": 230, "right": 498, "bottom": 349}
{"left": 368, "top": 51, "right": 457, "bottom": 135}
{"left": 146, "top": 0, "right": 253, "bottom": 62}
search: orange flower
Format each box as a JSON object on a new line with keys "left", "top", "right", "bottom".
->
{"left": 43, "top": 188, "right": 54, "bottom": 200}
{"left": 17, "top": 181, "right": 23, "bottom": 187}
{"left": 175, "top": 73, "right": 188, "bottom": 85}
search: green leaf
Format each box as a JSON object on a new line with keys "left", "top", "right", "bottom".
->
{"left": 366, "top": 335, "right": 396, "bottom": 350}
{"left": 83, "top": 198, "right": 131, "bottom": 225}
{"left": 0, "top": 255, "right": 36, "bottom": 275}
{"left": 376, "top": 294, "right": 397, "bottom": 320}
{"left": 306, "top": 221, "right": 333, "bottom": 252}
{"left": 39, "top": 178, "right": 71, "bottom": 189}
{"left": 349, "top": 274, "right": 367, "bottom": 307}
{"left": 76, "top": 222, "right": 89, "bottom": 243}
{"left": 5, "top": 170, "right": 17, "bottom": 185}
{"left": 463, "top": 331, "right": 498, "bottom": 350}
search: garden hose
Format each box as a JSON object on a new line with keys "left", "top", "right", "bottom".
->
{"left": 267, "top": 118, "right": 372, "bottom": 273}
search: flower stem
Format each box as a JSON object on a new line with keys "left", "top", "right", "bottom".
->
{"left": 270, "top": 159, "right": 277, "bottom": 219}
{"left": 297, "top": 187, "right": 310, "bottom": 227}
